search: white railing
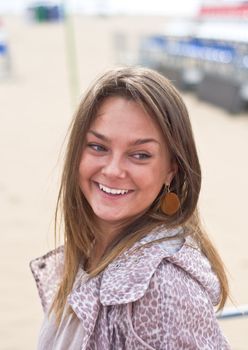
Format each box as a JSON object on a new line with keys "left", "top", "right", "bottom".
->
{"left": 217, "top": 304, "right": 248, "bottom": 320}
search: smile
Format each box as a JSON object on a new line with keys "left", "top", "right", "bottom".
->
{"left": 98, "top": 183, "right": 130, "bottom": 195}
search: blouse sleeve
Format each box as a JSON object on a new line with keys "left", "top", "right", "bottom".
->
{"left": 130, "top": 259, "right": 231, "bottom": 349}
{"left": 30, "top": 247, "right": 64, "bottom": 313}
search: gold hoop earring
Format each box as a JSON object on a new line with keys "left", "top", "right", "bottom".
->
{"left": 160, "top": 185, "right": 180, "bottom": 216}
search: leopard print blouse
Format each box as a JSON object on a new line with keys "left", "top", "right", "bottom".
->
{"left": 30, "top": 227, "right": 230, "bottom": 349}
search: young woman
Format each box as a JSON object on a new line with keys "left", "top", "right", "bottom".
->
{"left": 31, "top": 67, "right": 230, "bottom": 349}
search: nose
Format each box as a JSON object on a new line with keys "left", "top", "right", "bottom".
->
{"left": 101, "top": 155, "right": 126, "bottom": 179}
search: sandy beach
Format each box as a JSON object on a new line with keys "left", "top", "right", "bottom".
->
{"left": 0, "top": 15, "right": 247, "bottom": 349}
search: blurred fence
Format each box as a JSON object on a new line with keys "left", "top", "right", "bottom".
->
{"left": 139, "top": 34, "right": 248, "bottom": 114}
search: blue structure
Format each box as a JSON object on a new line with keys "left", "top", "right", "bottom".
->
{"left": 0, "top": 25, "right": 10, "bottom": 79}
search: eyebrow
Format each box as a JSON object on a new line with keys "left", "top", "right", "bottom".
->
{"left": 88, "top": 130, "right": 160, "bottom": 146}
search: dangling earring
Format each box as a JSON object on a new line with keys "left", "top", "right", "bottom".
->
{"left": 160, "top": 185, "right": 180, "bottom": 215}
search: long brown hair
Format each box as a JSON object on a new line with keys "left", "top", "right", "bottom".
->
{"left": 51, "top": 66, "right": 228, "bottom": 323}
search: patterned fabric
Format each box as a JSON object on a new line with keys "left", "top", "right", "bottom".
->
{"left": 30, "top": 245, "right": 64, "bottom": 313}
{"left": 30, "top": 227, "right": 230, "bottom": 349}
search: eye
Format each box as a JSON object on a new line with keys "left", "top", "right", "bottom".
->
{"left": 87, "top": 143, "right": 107, "bottom": 152}
{"left": 132, "top": 153, "right": 152, "bottom": 160}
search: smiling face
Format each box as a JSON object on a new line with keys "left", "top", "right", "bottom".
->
{"left": 79, "top": 96, "right": 177, "bottom": 234}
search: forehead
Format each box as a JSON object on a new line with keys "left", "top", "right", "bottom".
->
{"left": 90, "top": 96, "right": 165, "bottom": 141}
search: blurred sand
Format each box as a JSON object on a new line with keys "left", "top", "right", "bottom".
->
{"left": 0, "top": 15, "right": 247, "bottom": 350}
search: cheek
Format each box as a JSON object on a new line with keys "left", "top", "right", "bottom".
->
{"left": 134, "top": 168, "right": 164, "bottom": 194}
{"left": 78, "top": 158, "right": 85, "bottom": 180}
{"left": 78, "top": 154, "right": 92, "bottom": 184}
{"left": 144, "top": 161, "right": 168, "bottom": 185}
{"left": 141, "top": 168, "right": 168, "bottom": 200}
{"left": 79, "top": 152, "right": 94, "bottom": 174}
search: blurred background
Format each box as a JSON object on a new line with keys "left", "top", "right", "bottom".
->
{"left": 0, "top": 0, "right": 247, "bottom": 349}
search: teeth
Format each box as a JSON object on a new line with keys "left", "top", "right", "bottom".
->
{"left": 99, "top": 183, "right": 129, "bottom": 195}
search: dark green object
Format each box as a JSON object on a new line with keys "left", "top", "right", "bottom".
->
{"left": 35, "top": 6, "right": 48, "bottom": 22}
{"left": 29, "top": 4, "right": 63, "bottom": 22}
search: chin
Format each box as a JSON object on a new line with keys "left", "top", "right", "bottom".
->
{"left": 98, "top": 215, "right": 126, "bottom": 223}
{"left": 94, "top": 210, "right": 129, "bottom": 225}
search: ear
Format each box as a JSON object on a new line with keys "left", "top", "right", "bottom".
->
{"left": 165, "top": 161, "right": 178, "bottom": 186}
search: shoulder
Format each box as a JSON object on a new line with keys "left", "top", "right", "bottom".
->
{"left": 100, "top": 228, "right": 220, "bottom": 307}
{"left": 161, "top": 239, "right": 221, "bottom": 305}
{"left": 130, "top": 255, "right": 228, "bottom": 349}
{"left": 30, "top": 246, "right": 64, "bottom": 312}
{"left": 149, "top": 237, "right": 221, "bottom": 308}
{"left": 127, "top": 235, "right": 227, "bottom": 349}
{"left": 100, "top": 230, "right": 227, "bottom": 348}
{"left": 147, "top": 246, "right": 219, "bottom": 311}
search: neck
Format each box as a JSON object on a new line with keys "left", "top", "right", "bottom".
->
{"left": 85, "top": 220, "right": 123, "bottom": 271}
{"left": 88, "top": 214, "right": 144, "bottom": 271}
{"left": 95, "top": 219, "right": 124, "bottom": 247}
